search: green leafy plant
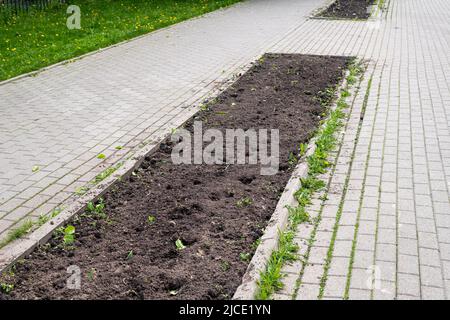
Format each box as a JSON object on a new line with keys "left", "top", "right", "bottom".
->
{"left": 87, "top": 199, "right": 106, "bottom": 219}
{"left": 63, "top": 225, "right": 76, "bottom": 246}
{"left": 175, "top": 239, "right": 186, "bottom": 250}
{"left": 147, "top": 215, "right": 156, "bottom": 224}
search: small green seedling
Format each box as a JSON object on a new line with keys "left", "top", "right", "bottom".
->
{"left": 175, "top": 239, "right": 186, "bottom": 250}
{"left": 87, "top": 268, "right": 97, "bottom": 281}
{"left": 115, "top": 146, "right": 123, "bottom": 150}
{"left": 63, "top": 225, "right": 76, "bottom": 246}
{"left": 87, "top": 199, "right": 106, "bottom": 219}
{"left": 236, "top": 196, "right": 253, "bottom": 208}
{"left": 0, "top": 283, "right": 14, "bottom": 294}
{"left": 32, "top": 166, "right": 40, "bottom": 173}
{"left": 288, "top": 152, "right": 298, "bottom": 166}
{"left": 147, "top": 215, "right": 156, "bottom": 224}
{"left": 239, "top": 252, "right": 251, "bottom": 262}
{"left": 126, "top": 250, "right": 134, "bottom": 260}
{"left": 97, "top": 153, "right": 106, "bottom": 159}
{"left": 221, "top": 261, "right": 230, "bottom": 272}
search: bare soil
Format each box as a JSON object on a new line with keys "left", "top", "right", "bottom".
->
{"left": 0, "top": 54, "right": 349, "bottom": 300}
{"left": 319, "top": 0, "right": 376, "bottom": 19}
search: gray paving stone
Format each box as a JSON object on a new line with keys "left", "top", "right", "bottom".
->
{"left": 323, "top": 275, "right": 346, "bottom": 298}
{"left": 420, "top": 265, "right": 445, "bottom": 288}
{"left": 333, "top": 240, "right": 353, "bottom": 258}
{"left": 348, "top": 288, "right": 371, "bottom": 300}
{"left": 301, "top": 264, "right": 324, "bottom": 284}
{"left": 421, "top": 286, "right": 446, "bottom": 300}
{"left": 295, "top": 283, "right": 320, "bottom": 300}
{"left": 397, "top": 273, "right": 421, "bottom": 297}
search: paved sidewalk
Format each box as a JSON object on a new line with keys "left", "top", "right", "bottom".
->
{"left": 0, "top": 0, "right": 323, "bottom": 241}
{"left": 271, "top": 0, "right": 450, "bottom": 300}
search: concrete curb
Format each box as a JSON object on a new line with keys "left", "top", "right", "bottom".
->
{"left": 233, "top": 67, "right": 353, "bottom": 300}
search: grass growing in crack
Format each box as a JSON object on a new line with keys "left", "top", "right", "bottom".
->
{"left": 0, "top": 220, "right": 33, "bottom": 249}
{"left": 343, "top": 75, "right": 374, "bottom": 299}
{"left": 93, "top": 167, "right": 117, "bottom": 184}
{"left": 37, "top": 207, "right": 63, "bottom": 226}
{"left": 255, "top": 230, "right": 298, "bottom": 300}
{"left": 255, "top": 59, "right": 364, "bottom": 300}
{"left": 0, "top": 206, "right": 65, "bottom": 249}
{"left": 315, "top": 66, "right": 367, "bottom": 299}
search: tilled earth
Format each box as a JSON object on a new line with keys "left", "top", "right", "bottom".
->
{"left": 319, "top": 0, "right": 376, "bottom": 19}
{"left": 0, "top": 54, "right": 350, "bottom": 300}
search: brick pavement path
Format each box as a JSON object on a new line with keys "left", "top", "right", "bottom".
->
{"left": 270, "top": 0, "right": 450, "bottom": 300}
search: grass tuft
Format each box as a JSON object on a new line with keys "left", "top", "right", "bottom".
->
{"left": 0, "top": 220, "right": 33, "bottom": 249}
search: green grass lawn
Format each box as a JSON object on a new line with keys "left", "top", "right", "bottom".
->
{"left": 0, "top": 0, "right": 241, "bottom": 81}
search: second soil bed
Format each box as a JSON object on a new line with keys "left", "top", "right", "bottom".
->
{"left": 319, "top": 0, "right": 376, "bottom": 19}
{"left": 0, "top": 54, "right": 350, "bottom": 300}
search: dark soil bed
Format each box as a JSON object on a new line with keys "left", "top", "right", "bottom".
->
{"left": 0, "top": 54, "right": 349, "bottom": 300}
{"left": 319, "top": 0, "right": 376, "bottom": 19}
